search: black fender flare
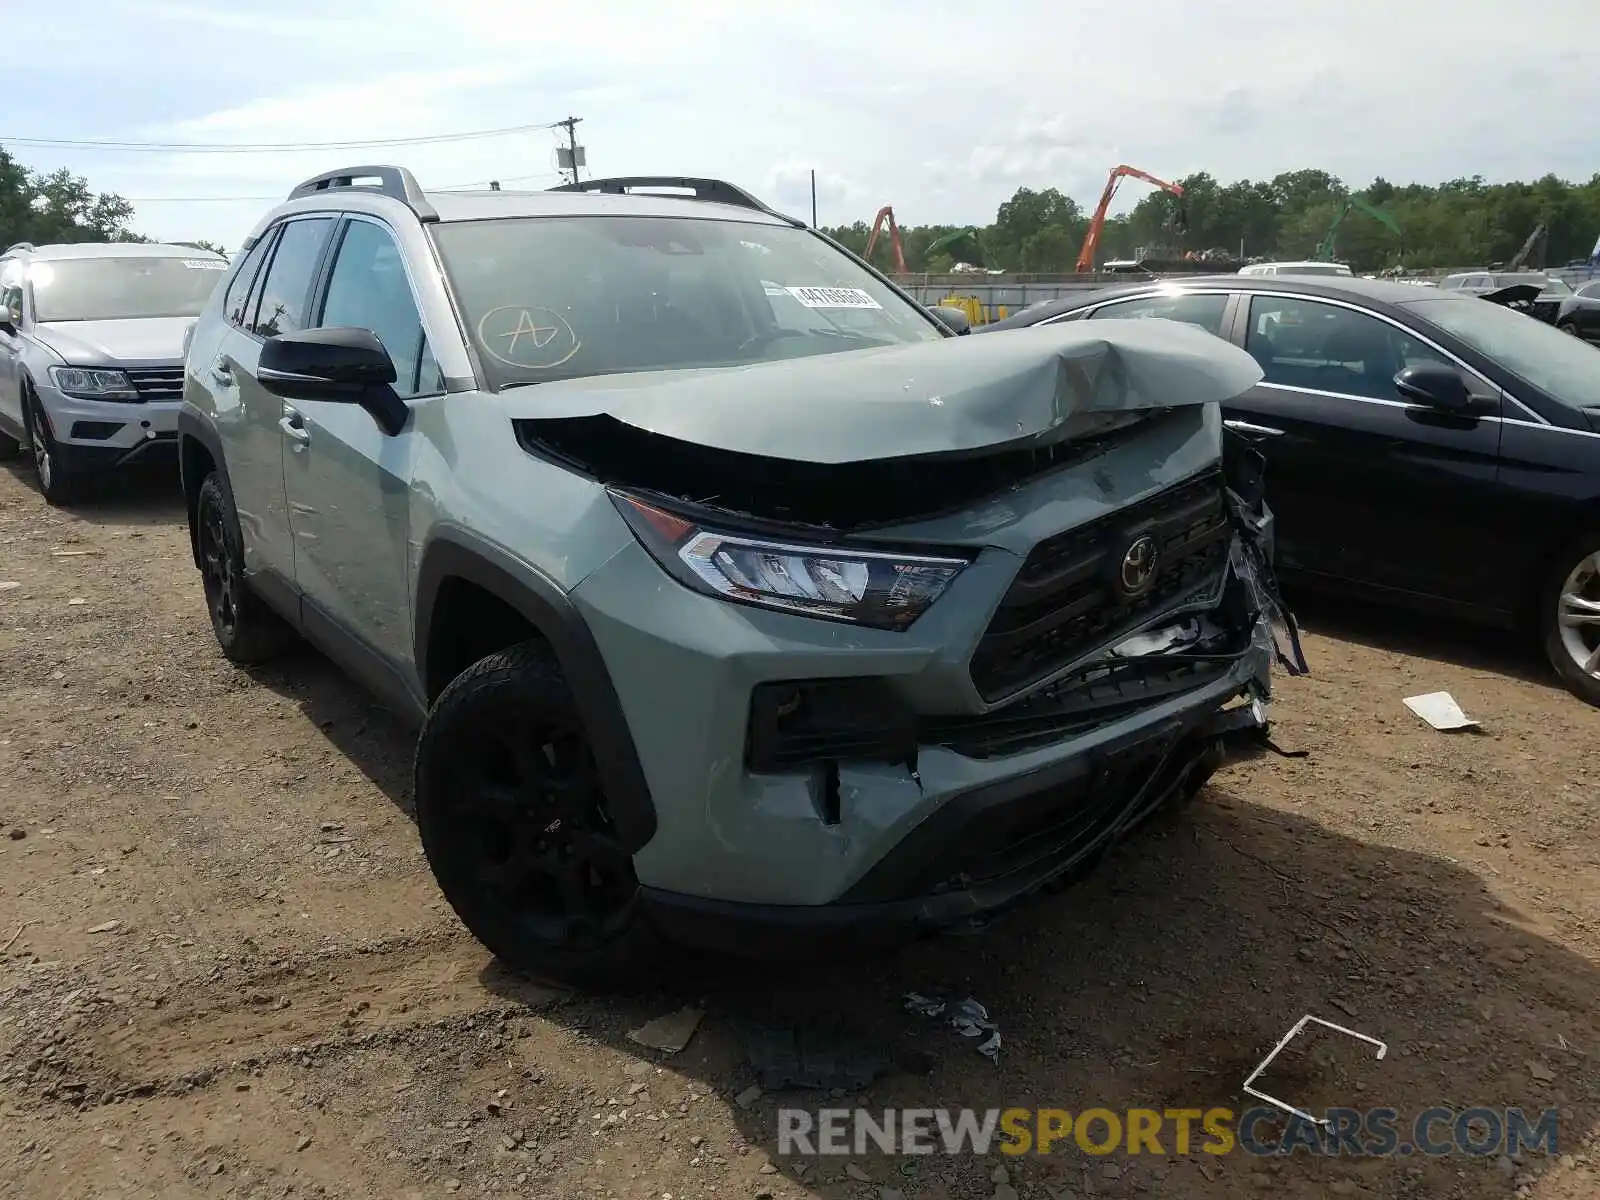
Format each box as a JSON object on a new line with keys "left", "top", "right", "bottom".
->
{"left": 414, "top": 530, "right": 658, "bottom": 852}
{"left": 177, "top": 408, "right": 236, "bottom": 569}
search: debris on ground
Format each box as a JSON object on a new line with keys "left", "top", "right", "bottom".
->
{"left": 904, "top": 993, "right": 1001, "bottom": 1063}
{"left": 1403, "top": 690, "right": 1480, "bottom": 731}
{"left": 627, "top": 1006, "right": 704, "bottom": 1054}
{"left": 1243, "top": 1015, "right": 1387, "bottom": 1126}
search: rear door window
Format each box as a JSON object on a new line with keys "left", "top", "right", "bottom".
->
{"left": 249, "top": 217, "right": 335, "bottom": 339}
{"left": 224, "top": 229, "right": 278, "bottom": 329}
{"left": 1086, "top": 292, "right": 1231, "bottom": 336}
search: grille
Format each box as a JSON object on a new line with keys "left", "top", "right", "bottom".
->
{"left": 125, "top": 367, "right": 185, "bottom": 404}
{"left": 969, "top": 469, "right": 1231, "bottom": 702}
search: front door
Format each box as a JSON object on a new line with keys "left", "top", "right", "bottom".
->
{"left": 1224, "top": 293, "right": 1510, "bottom": 608}
{"left": 282, "top": 216, "right": 443, "bottom": 673}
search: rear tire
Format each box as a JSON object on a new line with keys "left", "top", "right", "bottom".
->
{"left": 415, "top": 640, "right": 666, "bottom": 991}
{"left": 195, "top": 472, "right": 295, "bottom": 663}
{"left": 23, "top": 391, "right": 86, "bottom": 506}
{"left": 1538, "top": 532, "right": 1600, "bottom": 708}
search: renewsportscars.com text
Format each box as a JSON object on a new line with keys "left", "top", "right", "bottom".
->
{"left": 777, "top": 1106, "right": 1559, "bottom": 1158}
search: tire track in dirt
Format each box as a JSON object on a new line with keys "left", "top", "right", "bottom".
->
{"left": 82, "top": 936, "right": 562, "bottom": 1090}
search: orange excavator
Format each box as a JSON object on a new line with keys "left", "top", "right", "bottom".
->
{"left": 863, "top": 205, "right": 907, "bottom": 274}
{"left": 1075, "top": 165, "right": 1187, "bottom": 273}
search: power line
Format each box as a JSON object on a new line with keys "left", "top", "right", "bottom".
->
{"left": 121, "top": 171, "right": 565, "bottom": 204}
{"left": 0, "top": 120, "right": 564, "bottom": 154}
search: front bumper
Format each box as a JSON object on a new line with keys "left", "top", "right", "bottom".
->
{"left": 573, "top": 524, "right": 1293, "bottom": 910}
{"left": 637, "top": 675, "right": 1275, "bottom": 954}
{"left": 36, "top": 382, "right": 181, "bottom": 473}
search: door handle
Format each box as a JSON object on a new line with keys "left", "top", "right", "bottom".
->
{"left": 1224, "top": 419, "right": 1285, "bottom": 437}
{"left": 209, "top": 360, "right": 233, "bottom": 386}
{"left": 278, "top": 410, "right": 310, "bottom": 445}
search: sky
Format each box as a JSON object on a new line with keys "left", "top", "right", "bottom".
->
{"left": 5, "top": 0, "right": 1596, "bottom": 250}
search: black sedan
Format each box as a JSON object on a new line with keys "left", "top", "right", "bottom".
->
{"left": 978, "top": 276, "right": 1600, "bottom": 706}
{"left": 1555, "top": 277, "right": 1600, "bottom": 343}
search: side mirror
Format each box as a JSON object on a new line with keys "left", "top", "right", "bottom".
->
{"left": 930, "top": 304, "right": 972, "bottom": 335}
{"left": 0, "top": 314, "right": 14, "bottom": 336}
{"left": 258, "top": 327, "right": 407, "bottom": 435}
{"left": 1394, "top": 363, "right": 1472, "bottom": 412}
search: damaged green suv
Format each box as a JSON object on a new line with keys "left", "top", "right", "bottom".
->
{"left": 178, "top": 167, "right": 1305, "bottom": 986}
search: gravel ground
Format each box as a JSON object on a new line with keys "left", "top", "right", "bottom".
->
{"left": 1, "top": 462, "right": 1598, "bottom": 1200}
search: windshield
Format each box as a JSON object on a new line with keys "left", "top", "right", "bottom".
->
{"left": 25, "top": 255, "right": 229, "bottom": 322}
{"left": 431, "top": 215, "right": 942, "bottom": 389}
{"left": 1405, "top": 296, "right": 1600, "bottom": 409}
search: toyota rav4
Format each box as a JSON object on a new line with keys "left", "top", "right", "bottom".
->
{"left": 178, "top": 166, "right": 1305, "bottom": 987}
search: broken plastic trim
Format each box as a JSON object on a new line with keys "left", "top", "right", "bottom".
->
{"left": 1223, "top": 427, "right": 1309, "bottom": 678}
{"left": 1244, "top": 1015, "right": 1387, "bottom": 1128}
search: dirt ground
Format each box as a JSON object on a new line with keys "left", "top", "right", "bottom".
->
{"left": 1, "top": 462, "right": 1597, "bottom": 1200}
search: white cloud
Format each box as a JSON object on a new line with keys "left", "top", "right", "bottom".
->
{"left": 23, "top": 0, "right": 1597, "bottom": 248}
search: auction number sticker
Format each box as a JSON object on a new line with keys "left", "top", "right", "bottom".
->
{"left": 786, "top": 286, "right": 882, "bottom": 310}
{"left": 184, "top": 259, "right": 228, "bottom": 270}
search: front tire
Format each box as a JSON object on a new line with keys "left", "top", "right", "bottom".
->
{"left": 195, "top": 472, "right": 294, "bottom": 663}
{"left": 415, "top": 640, "right": 665, "bottom": 990}
{"left": 23, "top": 392, "right": 86, "bottom": 506}
{"left": 1539, "top": 533, "right": 1600, "bottom": 707}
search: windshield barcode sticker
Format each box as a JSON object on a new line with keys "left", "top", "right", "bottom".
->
{"left": 183, "top": 259, "right": 228, "bottom": 270}
{"left": 786, "top": 286, "right": 882, "bottom": 310}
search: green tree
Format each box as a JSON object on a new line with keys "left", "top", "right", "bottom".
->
{"left": 0, "top": 146, "right": 142, "bottom": 247}
{"left": 825, "top": 166, "right": 1600, "bottom": 275}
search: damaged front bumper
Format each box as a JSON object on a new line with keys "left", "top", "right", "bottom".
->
{"left": 573, "top": 427, "right": 1307, "bottom": 954}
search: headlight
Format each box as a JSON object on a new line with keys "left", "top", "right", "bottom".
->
{"left": 611, "top": 492, "right": 968, "bottom": 630}
{"left": 49, "top": 367, "right": 139, "bottom": 402}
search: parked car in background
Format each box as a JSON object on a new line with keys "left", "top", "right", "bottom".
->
{"left": 1555, "top": 278, "right": 1600, "bottom": 342}
{"left": 1238, "top": 261, "right": 1354, "bottom": 278}
{"left": 0, "top": 240, "right": 229, "bottom": 503}
{"left": 178, "top": 166, "right": 1299, "bottom": 986}
{"left": 979, "top": 274, "right": 1600, "bottom": 707}
{"left": 1438, "top": 270, "right": 1572, "bottom": 323}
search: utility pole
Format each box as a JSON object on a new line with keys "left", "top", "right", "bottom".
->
{"left": 810, "top": 169, "right": 817, "bottom": 227}
{"left": 556, "top": 116, "right": 585, "bottom": 184}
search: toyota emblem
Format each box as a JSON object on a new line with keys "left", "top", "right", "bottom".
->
{"left": 1117, "top": 534, "right": 1160, "bottom": 597}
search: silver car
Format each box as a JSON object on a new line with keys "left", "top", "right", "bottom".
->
{"left": 0, "top": 240, "right": 230, "bottom": 504}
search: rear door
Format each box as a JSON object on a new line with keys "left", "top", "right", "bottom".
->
{"left": 1221, "top": 292, "right": 1514, "bottom": 608}
{"left": 210, "top": 216, "right": 338, "bottom": 588}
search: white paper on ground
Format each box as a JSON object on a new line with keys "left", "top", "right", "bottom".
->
{"left": 1403, "top": 691, "right": 1479, "bottom": 731}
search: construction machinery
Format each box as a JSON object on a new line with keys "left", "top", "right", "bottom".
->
{"left": 925, "top": 226, "right": 990, "bottom": 269}
{"left": 863, "top": 206, "right": 907, "bottom": 274}
{"left": 1314, "top": 196, "right": 1402, "bottom": 264}
{"left": 1075, "top": 165, "right": 1186, "bottom": 273}
{"left": 1505, "top": 223, "right": 1548, "bottom": 272}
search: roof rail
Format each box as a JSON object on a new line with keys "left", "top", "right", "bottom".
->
{"left": 3, "top": 242, "right": 35, "bottom": 255}
{"left": 286, "top": 165, "right": 438, "bottom": 222}
{"left": 547, "top": 176, "right": 803, "bottom": 225}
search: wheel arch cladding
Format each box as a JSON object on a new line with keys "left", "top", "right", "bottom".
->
{"left": 414, "top": 533, "right": 658, "bottom": 853}
{"left": 177, "top": 410, "right": 228, "bottom": 570}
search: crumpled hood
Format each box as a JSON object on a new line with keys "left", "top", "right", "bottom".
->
{"left": 32, "top": 317, "right": 193, "bottom": 367}
{"left": 501, "top": 318, "right": 1264, "bottom": 464}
